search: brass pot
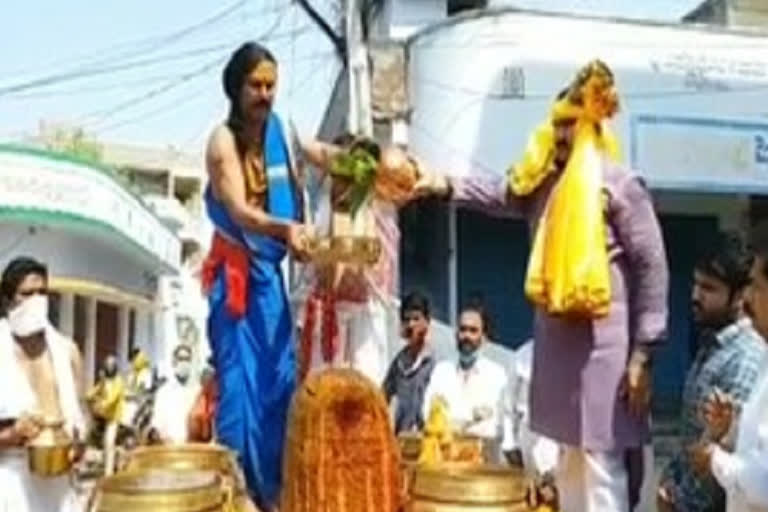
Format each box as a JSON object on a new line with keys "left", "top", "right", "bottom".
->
{"left": 27, "top": 418, "right": 72, "bottom": 477}
{"left": 408, "top": 465, "right": 529, "bottom": 512}
{"left": 307, "top": 235, "right": 381, "bottom": 266}
{"left": 398, "top": 433, "right": 422, "bottom": 463}
{"left": 90, "top": 469, "right": 228, "bottom": 512}
{"left": 124, "top": 443, "right": 245, "bottom": 495}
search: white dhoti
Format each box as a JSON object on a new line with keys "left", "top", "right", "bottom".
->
{"left": 0, "top": 321, "right": 86, "bottom": 512}
{"left": 520, "top": 422, "right": 560, "bottom": 476}
{"left": 556, "top": 448, "right": 630, "bottom": 512}
{"left": 555, "top": 445, "right": 655, "bottom": 512}
{"left": 0, "top": 451, "right": 80, "bottom": 512}
{"left": 302, "top": 298, "right": 391, "bottom": 385}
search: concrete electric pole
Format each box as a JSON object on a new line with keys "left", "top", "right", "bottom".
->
{"left": 345, "top": 0, "right": 373, "bottom": 137}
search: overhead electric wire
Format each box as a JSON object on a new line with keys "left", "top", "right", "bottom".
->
{"left": 80, "top": 4, "right": 292, "bottom": 129}
{"left": 78, "top": 56, "right": 226, "bottom": 125}
{"left": 0, "top": 1, "right": 290, "bottom": 82}
{"left": 92, "top": 51, "right": 337, "bottom": 135}
{"left": 0, "top": 25, "right": 313, "bottom": 98}
{"left": 94, "top": 81, "right": 212, "bottom": 133}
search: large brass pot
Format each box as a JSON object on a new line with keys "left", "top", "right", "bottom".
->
{"left": 27, "top": 418, "right": 72, "bottom": 477}
{"left": 407, "top": 466, "right": 529, "bottom": 512}
{"left": 89, "top": 469, "right": 228, "bottom": 512}
{"left": 124, "top": 443, "right": 245, "bottom": 495}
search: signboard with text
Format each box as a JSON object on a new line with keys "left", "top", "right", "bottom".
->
{"left": 0, "top": 149, "right": 180, "bottom": 270}
{"left": 630, "top": 115, "right": 768, "bottom": 193}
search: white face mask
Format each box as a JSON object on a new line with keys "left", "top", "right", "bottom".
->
{"left": 175, "top": 361, "right": 192, "bottom": 380}
{"left": 8, "top": 294, "right": 49, "bottom": 338}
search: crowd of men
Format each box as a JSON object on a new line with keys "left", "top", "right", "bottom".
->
{"left": 3, "top": 226, "right": 768, "bottom": 512}
{"left": 2, "top": 42, "right": 768, "bottom": 512}
{"left": 383, "top": 228, "right": 768, "bottom": 512}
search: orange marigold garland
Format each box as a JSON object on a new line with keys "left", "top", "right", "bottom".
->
{"left": 282, "top": 369, "right": 403, "bottom": 512}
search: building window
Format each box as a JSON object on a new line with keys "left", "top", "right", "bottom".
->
{"left": 96, "top": 302, "right": 119, "bottom": 377}
{"left": 129, "top": 309, "right": 137, "bottom": 356}
{"left": 456, "top": 209, "right": 532, "bottom": 348}
{"left": 73, "top": 295, "right": 88, "bottom": 355}
{"left": 48, "top": 291, "right": 61, "bottom": 329}
{"left": 400, "top": 198, "right": 450, "bottom": 323}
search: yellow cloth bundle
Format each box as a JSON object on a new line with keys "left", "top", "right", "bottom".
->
{"left": 509, "top": 61, "right": 621, "bottom": 318}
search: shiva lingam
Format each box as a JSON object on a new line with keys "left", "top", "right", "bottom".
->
{"left": 305, "top": 137, "right": 419, "bottom": 270}
{"left": 27, "top": 417, "right": 73, "bottom": 478}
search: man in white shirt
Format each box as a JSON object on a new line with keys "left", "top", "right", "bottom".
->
{"left": 505, "top": 339, "right": 560, "bottom": 474}
{"left": 691, "top": 222, "right": 768, "bottom": 512}
{"left": 150, "top": 345, "right": 200, "bottom": 444}
{"left": 0, "top": 257, "right": 86, "bottom": 512}
{"left": 422, "top": 301, "right": 508, "bottom": 450}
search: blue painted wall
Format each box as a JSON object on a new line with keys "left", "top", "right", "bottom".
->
{"left": 402, "top": 204, "right": 719, "bottom": 411}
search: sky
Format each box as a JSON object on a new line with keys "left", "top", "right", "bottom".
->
{"left": 0, "top": 0, "right": 702, "bottom": 155}
{"left": 0, "top": 0, "right": 341, "bottom": 155}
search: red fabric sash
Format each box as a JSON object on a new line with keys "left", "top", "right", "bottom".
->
{"left": 299, "top": 289, "right": 340, "bottom": 382}
{"left": 202, "top": 233, "right": 249, "bottom": 318}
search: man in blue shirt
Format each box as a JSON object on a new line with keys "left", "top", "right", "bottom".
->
{"left": 383, "top": 292, "right": 436, "bottom": 434}
{"left": 659, "top": 231, "right": 766, "bottom": 512}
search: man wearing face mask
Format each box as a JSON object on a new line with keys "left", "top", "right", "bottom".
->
{"left": 0, "top": 257, "right": 86, "bottom": 512}
{"left": 150, "top": 345, "right": 201, "bottom": 444}
{"left": 422, "top": 300, "right": 508, "bottom": 452}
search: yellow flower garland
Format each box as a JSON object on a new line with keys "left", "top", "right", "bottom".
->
{"left": 509, "top": 61, "right": 621, "bottom": 318}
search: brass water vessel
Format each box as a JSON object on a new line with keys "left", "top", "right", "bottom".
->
{"left": 27, "top": 418, "right": 72, "bottom": 477}
{"left": 306, "top": 235, "right": 381, "bottom": 265}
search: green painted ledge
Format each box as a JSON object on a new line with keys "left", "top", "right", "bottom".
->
{"left": 0, "top": 143, "right": 180, "bottom": 274}
{"left": 0, "top": 207, "right": 177, "bottom": 276}
{"left": 0, "top": 143, "right": 171, "bottom": 233}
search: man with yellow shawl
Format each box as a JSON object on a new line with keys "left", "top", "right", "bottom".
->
{"left": 417, "top": 60, "right": 668, "bottom": 512}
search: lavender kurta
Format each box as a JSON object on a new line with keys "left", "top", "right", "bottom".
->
{"left": 451, "top": 162, "right": 668, "bottom": 451}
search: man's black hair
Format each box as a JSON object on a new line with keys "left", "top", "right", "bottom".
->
{"left": 0, "top": 256, "right": 48, "bottom": 316}
{"left": 223, "top": 41, "right": 277, "bottom": 153}
{"left": 750, "top": 220, "right": 768, "bottom": 280}
{"left": 460, "top": 295, "right": 492, "bottom": 338}
{"left": 695, "top": 230, "right": 753, "bottom": 293}
{"left": 400, "top": 291, "right": 430, "bottom": 320}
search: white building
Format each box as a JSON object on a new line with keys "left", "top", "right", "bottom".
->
{"left": 312, "top": 1, "right": 768, "bottom": 407}
{"left": 100, "top": 141, "right": 213, "bottom": 375}
{"left": 0, "top": 144, "right": 181, "bottom": 387}
{"left": 401, "top": 8, "right": 768, "bottom": 410}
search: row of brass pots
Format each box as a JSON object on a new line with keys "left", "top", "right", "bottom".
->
{"left": 89, "top": 444, "right": 247, "bottom": 512}
{"left": 89, "top": 439, "right": 531, "bottom": 512}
